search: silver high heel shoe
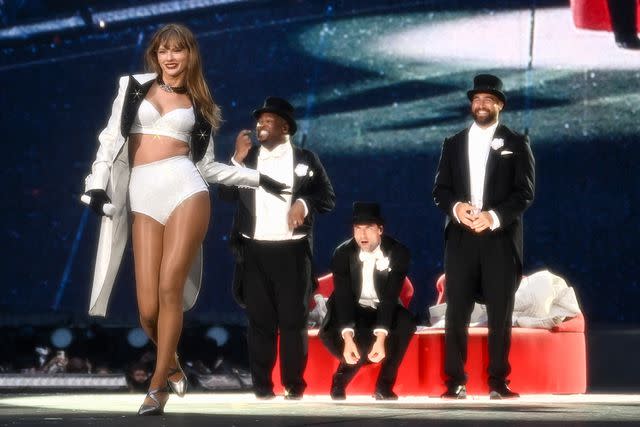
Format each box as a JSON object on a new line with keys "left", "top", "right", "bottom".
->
{"left": 137, "top": 386, "right": 169, "bottom": 416}
{"left": 168, "top": 354, "right": 188, "bottom": 397}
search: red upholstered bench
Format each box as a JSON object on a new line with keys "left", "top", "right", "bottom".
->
{"left": 272, "top": 274, "right": 587, "bottom": 395}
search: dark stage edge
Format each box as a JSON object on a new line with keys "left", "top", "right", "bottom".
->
{"left": 0, "top": 393, "right": 639, "bottom": 426}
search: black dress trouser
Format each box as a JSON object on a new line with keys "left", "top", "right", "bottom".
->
{"left": 321, "top": 305, "right": 416, "bottom": 391}
{"left": 243, "top": 238, "right": 312, "bottom": 395}
{"left": 607, "top": 0, "right": 638, "bottom": 41}
{"left": 443, "top": 225, "right": 518, "bottom": 389}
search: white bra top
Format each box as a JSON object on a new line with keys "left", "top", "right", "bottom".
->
{"left": 130, "top": 99, "right": 195, "bottom": 144}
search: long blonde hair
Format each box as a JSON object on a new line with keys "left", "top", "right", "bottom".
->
{"left": 145, "top": 23, "right": 222, "bottom": 131}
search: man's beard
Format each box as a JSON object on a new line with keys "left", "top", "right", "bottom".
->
{"left": 472, "top": 108, "right": 497, "bottom": 126}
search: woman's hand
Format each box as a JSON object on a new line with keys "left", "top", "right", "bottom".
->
{"left": 259, "top": 174, "right": 291, "bottom": 200}
{"left": 84, "top": 189, "right": 112, "bottom": 216}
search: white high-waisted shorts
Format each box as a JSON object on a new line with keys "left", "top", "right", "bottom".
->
{"left": 129, "top": 155, "right": 208, "bottom": 225}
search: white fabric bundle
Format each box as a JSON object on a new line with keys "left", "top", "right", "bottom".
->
{"left": 512, "top": 270, "right": 582, "bottom": 329}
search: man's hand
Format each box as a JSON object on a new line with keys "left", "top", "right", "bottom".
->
{"left": 454, "top": 202, "right": 477, "bottom": 228}
{"left": 287, "top": 200, "right": 306, "bottom": 230}
{"left": 470, "top": 211, "right": 493, "bottom": 233}
{"left": 367, "top": 334, "right": 386, "bottom": 363}
{"left": 233, "top": 129, "right": 252, "bottom": 164}
{"left": 342, "top": 333, "right": 360, "bottom": 365}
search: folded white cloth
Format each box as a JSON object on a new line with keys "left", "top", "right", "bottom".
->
{"left": 512, "top": 270, "right": 582, "bottom": 328}
{"left": 429, "top": 302, "right": 487, "bottom": 328}
{"left": 308, "top": 294, "right": 328, "bottom": 328}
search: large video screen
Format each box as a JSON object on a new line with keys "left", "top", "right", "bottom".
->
{"left": 1, "top": 0, "right": 638, "bottom": 325}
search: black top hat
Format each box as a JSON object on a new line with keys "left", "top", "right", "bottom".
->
{"left": 467, "top": 74, "right": 506, "bottom": 105}
{"left": 352, "top": 202, "right": 384, "bottom": 225}
{"left": 252, "top": 96, "right": 297, "bottom": 135}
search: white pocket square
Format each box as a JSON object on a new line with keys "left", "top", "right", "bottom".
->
{"left": 500, "top": 150, "right": 513, "bottom": 156}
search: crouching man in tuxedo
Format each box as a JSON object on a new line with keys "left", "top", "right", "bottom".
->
{"left": 319, "top": 202, "right": 416, "bottom": 400}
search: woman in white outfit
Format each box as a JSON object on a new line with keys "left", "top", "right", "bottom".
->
{"left": 83, "top": 24, "right": 286, "bottom": 415}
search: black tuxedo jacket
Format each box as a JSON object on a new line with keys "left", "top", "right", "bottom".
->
{"left": 121, "top": 75, "right": 213, "bottom": 162}
{"left": 320, "top": 235, "right": 411, "bottom": 333}
{"left": 432, "top": 123, "right": 535, "bottom": 267}
{"left": 218, "top": 144, "right": 335, "bottom": 305}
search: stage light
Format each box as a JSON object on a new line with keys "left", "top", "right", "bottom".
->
{"left": 50, "top": 328, "right": 73, "bottom": 349}
{"left": 0, "top": 16, "right": 84, "bottom": 40}
{"left": 0, "top": 0, "right": 244, "bottom": 42}
{"left": 127, "top": 327, "right": 149, "bottom": 348}
{"left": 91, "top": 0, "right": 241, "bottom": 26}
{"left": 206, "top": 326, "right": 229, "bottom": 346}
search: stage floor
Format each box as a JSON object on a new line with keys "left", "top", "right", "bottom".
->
{"left": 0, "top": 393, "right": 639, "bottom": 426}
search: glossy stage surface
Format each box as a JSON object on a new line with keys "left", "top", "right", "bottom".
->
{"left": 1, "top": 393, "right": 639, "bottom": 426}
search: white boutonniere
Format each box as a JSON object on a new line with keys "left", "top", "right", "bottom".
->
{"left": 490, "top": 138, "right": 504, "bottom": 151}
{"left": 294, "top": 163, "right": 310, "bottom": 177}
{"left": 375, "top": 256, "right": 391, "bottom": 272}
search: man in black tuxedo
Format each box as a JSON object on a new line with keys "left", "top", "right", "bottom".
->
{"left": 219, "top": 97, "right": 335, "bottom": 399}
{"left": 319, "top": 202, "right": 416, "bottom": 400}
{"left": 433, "top": 74, "right": 535, "bottom": 399}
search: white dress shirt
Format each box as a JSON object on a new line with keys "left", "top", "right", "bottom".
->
{"left": 452, "top": 121, "right": 500, "bottom": 230}
{"left": 233, "top": 141, "right": 308, "bottom": 240}
{"left": 341, "top": 244, "right": 388, "bottom": 339}
{"left": 358, "top": 246, "right": 384, "bottom": 309}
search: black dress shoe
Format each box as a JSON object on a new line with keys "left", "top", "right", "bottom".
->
{"left": 373, "top": 389, "right": 398, "bottom": 400}
{"left": 284, "top": 389, "right": 304, "bottom": 400}
{"left": 441, "top": 384, "right": 467, "bottom": 399}
{"left": 489, "top": 384, "right": 520, "bottom": 399}
{"left": 330, "top": 363, "right": 358, "bottom": 401}
{"left": 615, "top": 37, "right": 640, "bottom": 50}
{"left": 255, "top": 390, "right": 276, "bottom": 400}
{"left": 330, "top": 385, "right": 346, "bottom": 400}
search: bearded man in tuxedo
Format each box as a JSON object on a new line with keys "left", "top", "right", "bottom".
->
{"left": 433, "top": 74, "right": 535, "bottom": 399}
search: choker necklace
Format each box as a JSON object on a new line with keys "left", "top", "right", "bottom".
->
{"left": 156, "top": 76, "right": 187, "bottom": 94}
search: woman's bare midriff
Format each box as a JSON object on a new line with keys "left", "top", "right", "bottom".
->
{"left": 129, "top": 134, "right": 190, "bottom": 167}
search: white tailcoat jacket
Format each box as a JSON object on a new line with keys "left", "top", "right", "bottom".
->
{"left": 84, "top": 73, "right": 259, "bottom": 316}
